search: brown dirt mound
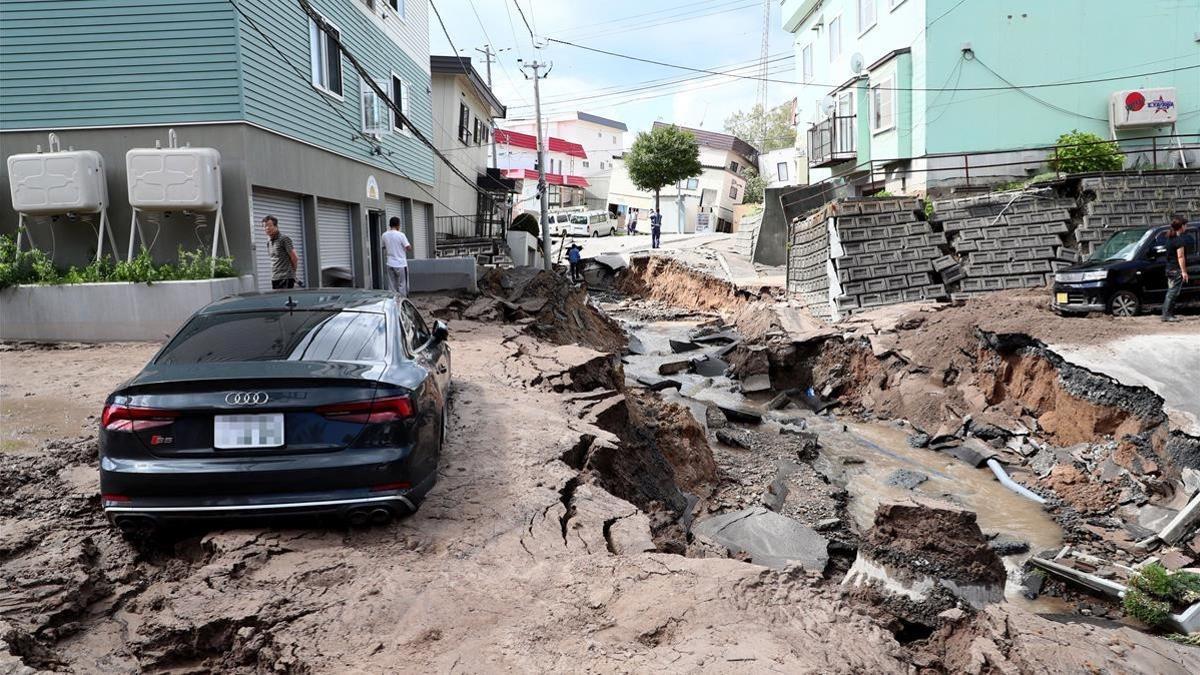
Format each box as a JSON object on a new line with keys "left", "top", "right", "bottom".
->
{"left": 475, "top": 267, "right": 627, "bottom": 353}
{"left": 861, "top": 500, "right": 1006, "bottom": 586}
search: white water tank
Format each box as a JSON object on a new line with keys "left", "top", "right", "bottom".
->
{"left": 126, "top": 146, "right": 221, "bottom": 210}
{"left": 7, "top": 149, "right": 107, "bottom": 215}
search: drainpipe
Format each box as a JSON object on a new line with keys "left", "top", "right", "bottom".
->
{"left": 986, "top": 459, "right": 1046, "bottom": 506}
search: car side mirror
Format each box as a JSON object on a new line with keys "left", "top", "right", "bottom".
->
{"left": 431, "top": 319, "right": 449, "bottom": 343}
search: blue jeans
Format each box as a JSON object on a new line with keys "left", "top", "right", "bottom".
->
{"left": 651, "top": 226, "right": 661, "bottom": 249}
{"left": 1163, "top": 269, "right": 1183, "bottom": 319}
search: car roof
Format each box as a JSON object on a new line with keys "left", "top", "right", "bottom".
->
{"left": 201, "top": 288, "right": 396, "bottom": 314}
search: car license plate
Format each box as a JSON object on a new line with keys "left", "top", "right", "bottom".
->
{"left": 1055, "top": 292, "right": 1068, "bottom": 304}
{"left": 214, "top": 414, "right": 284, "bottom": 449}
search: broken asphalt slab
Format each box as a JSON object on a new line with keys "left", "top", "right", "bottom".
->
{"left": 692, "top": 507, "right": 829, "bottom": 572}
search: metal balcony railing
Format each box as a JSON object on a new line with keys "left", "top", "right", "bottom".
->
{"left": 807, "top": 114, "right": 856, "bottom": 168}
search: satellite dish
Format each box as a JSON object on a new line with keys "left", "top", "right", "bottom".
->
{"left": 850, "top": 53, "right": 865, "bottom": 74}
{"left": 819, "top": 95, "right": 836, "bottom": 116}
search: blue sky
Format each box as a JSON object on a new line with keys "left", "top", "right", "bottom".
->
{"left": 428, "top": 0, "right": 797, "bottom": 149}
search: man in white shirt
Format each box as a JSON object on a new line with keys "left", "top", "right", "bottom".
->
{"left": 381, "top": 216, "right": 413, "bottom": 296}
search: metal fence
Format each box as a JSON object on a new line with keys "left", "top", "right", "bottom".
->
{"left": 807, "top": 115, "right": 857, "bottom": 167}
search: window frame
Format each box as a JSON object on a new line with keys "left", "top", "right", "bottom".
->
{"left": 390, "top": 72, "right": 411, "bottom": 134}
{"left": 828, "top": 15, "right": 842, "bottom": 61}
{"left": 857, "top": 0, "right": 877, "bottom": 36}
{"left": 458, "top": 102, "right": 471, "bottom": 145}
{"left": 360, "top": 76, "right": 388, "bottom": 137}
{"left": 389, "top": 0, "right": 405, "bottom": 20}
{"left": 729, "top": 184, "right": 739, "bottom": 200}
{"left": 870, "top": 76, "right": 896, "bottom": 134}
{"left": 801, "top": 44, "right": 814, "bottom": 82}
{"left": 776, "top": 162, "right": 789, "bottom": 182}
{"left": 309, "top": 12, "right": 344, "bottom": 99}
{"left": 729, "top": 160, "right": 740, "bottom": 173}
{"left": 687, "top": 177, "right": 699, "bottom": 190}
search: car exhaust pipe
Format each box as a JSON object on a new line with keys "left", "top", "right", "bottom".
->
{"left": 369, "top": 507, "right": 393, "bottom": 525}
{"left": 347, "top": 508, "right": 370, "bottom": 527}
{"left": 114, "top": 514, "right": 158, "bottom": 535}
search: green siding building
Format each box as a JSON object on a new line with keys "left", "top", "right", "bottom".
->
{"left": 1, "top": 0, "right": 443, "bottom": 290}
{"left": 781, "top": 0, "right": 1200, "bottom": 193}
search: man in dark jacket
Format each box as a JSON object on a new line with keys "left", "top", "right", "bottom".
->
{"left": 1162, "top": 213, "right": 1192, "bottom": 322}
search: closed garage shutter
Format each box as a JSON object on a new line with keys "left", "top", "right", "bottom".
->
{"left": 251, "top": 188, "right": 306, "bottom": 291}
{"left": 317, "top": 199, "right": 353, "bottom": 286}
{"left": 385, "top": 194, "right": 408, "bottom": 240}
{"left": 411, "top": 201, "right": 431, "bottom": 259}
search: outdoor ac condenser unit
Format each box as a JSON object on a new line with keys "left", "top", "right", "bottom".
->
{"left": 7, "top": 148, "right": 107, "bottom": 215}
{"left": 1110, "top": 88, "right": 1179, "bottom": 128}
{"left": 126, "top": 145, "right": 222, "bottom": 210}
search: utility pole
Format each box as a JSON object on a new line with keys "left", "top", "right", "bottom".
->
{"left": 519, "top": 59, "right": 552, "bottom": 272}
{"left": 474, "top": 44, "right": 504, "bottom": 169}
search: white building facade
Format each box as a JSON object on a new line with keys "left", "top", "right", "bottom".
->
{"left": 608, "top": 123, "right": 759, "bottom": 234}
{"left": 501, "top": 111, "right": 627, "bottom": 204}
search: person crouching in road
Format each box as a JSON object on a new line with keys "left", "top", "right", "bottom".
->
{"left": 382, "top": 216, "right": 413, "bottom": 297}
{"left": 263, "top": 215, "right": 298, "bottom": 289}
{"left": 1162, "top": 213, "right": 1191, "bottom": 322}
{"left": 650, "top": 209, "right": 662, "bottom": 249}
{"left": 567, "top": 241, "right": 583, "bottom": 282}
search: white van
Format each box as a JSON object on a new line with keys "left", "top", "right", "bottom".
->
{"left": 569, "top": 210, "right": 617, "bottom": 238}
{"left": 547, "top": 212, "right": 574, "bottom": 237}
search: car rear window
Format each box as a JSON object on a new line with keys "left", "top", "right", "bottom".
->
{"left": 157, "top": 310, "right": 387, "bottom": 364}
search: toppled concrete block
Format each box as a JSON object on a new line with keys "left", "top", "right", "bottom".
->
{"left": 691, "top": 356, "right": 729, "bottom": 377}
{"left": 669, "top": 339, "right": 701, "bottom": 353}
{"left": 658, "top": 359, "right": 691, "bottom": 376}
{"left": 715, "top": 428, "right": 753, "bottom": 450}
{"left": 987, "top": 534, "right": 1030, "bottom": 556}
{"left": 741, "top": 374, "right": 772, "bottom": 393}
{"left": 843, "top": 499, "right": 1006, "bottom": 609}
{"left": 716, "top": 403, "right": 763, "bottom": 424}
{"left": 693, "top": 507, "right": 829, "bottom": 572}
{"left": 942, "top": 438, "right": 998, "bottom": 468}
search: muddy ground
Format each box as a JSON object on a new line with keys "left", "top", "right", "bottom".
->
{"left": 3, "top": 273, "right": 1200, "bottom": 672}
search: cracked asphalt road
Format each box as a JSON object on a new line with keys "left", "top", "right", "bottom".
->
{"left": 3, "top": 318, "right": 1199, "bottom": 673}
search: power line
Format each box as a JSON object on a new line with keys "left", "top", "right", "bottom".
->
{"left": 971, "top": 53, "right": 1108, "bottom": 123}
{"left": 546, "top": 37, "right": 1200, "bottom": 92}
{"left": 226, "top": 0, "right": 470, "bottom": 216}
{"left": 548, "top": 0, "right": 754, "bottom": 38}
{"left": 509, "top": 53, "right": 791, "bottom": 109}
{"left": 511, "top": 0, "right": 535, "bottom": 43}
{"left": 552, "top": 0, "right": 763, "bottom": 40}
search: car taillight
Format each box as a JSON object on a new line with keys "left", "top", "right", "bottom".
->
{"left": 101, "top": 404, "right": 178, "bottom": 432}
{"left": 316, "top": 396, "right": 413, "bottom": 424}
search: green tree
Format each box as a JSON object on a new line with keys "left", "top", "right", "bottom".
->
{"left": 626, "top": 125, "right": 702, "bottom": 212}
{"left": 1048, "top": 130, "right": 1124, "bottom": 174}
{"left": 723, "top": 103, "right": 796, "bottom": 152}
{"left": 741, "top": 167, "right": 766, "bottom": 204}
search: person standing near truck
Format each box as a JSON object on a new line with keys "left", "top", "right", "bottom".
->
{"left": 1162, "top": 213, "right": 1191, "bottom": 322}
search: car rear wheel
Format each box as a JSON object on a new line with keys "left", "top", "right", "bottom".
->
{"left": 1108, "top": 290, "right": 1140, "bottom": 317}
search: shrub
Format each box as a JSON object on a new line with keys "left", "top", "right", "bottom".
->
{"left": 1123, "top": 562, "right": 1200, "bottom": 628}
{"left": 0, "top": 235, "right": 235, "bottom": 289}
{"left": 1048, "top": 130, "right": 1124, "bottom": 174}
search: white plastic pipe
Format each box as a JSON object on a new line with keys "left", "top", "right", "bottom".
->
{"left": 986, "top": 458, "right": 1047, "bottom": 506}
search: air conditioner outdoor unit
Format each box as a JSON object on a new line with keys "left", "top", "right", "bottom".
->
{"left": 1110, "top": 88, "right": 1179, "bottom": 128}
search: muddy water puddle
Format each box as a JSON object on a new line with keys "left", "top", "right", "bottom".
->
{"left": 617, "top": 313, "right": 1064, "bottom": 608}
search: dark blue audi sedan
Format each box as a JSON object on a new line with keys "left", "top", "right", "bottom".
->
{"left": 99, "top": 290, "right": 450, "bottom": 535}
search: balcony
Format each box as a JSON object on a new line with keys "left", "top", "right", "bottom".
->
{"left": 807, "top": 115, "right": 857, "bottom": 168}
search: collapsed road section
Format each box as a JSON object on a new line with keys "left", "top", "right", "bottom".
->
{"left": 2, "top": 264, "right": 1200, "bottom": 672}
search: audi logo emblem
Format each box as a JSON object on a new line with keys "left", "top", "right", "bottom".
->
{"left": 225, "top": 391, "right": 270, "bottom": 406}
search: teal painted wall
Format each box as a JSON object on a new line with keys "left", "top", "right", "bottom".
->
{"left": 0, "top": 0, "right": 434, "bottom": 185}
{"left": 235, "top": 0, "right": 435, "bottom": 184}
{"left": 0, "top": 0, "right": 242, "bottom": 128}
{"left": 923, "top": 0, "right": 1200, "bottom": 154}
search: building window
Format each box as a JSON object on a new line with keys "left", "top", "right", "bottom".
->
{"left": 458, "top": 103, "right": 471, "bottom": 144}
{"left": 777, "top": 162, "right": 789, "bottom": 182}
{"left": 687, "top": 178, "right": 699, "bottom": 190}
{"left": 482, "top": 124, "right": 491, "bottom": 144}
{"left": 390, "top": 74, "right": 410, "bottom": 133}
{"left": 837, "top": 89, "right": 855, "bottom": 117}
{"left": 473, "top": 118, "right": 482, "bottom": 145}
{"left": 611, "top": 135, "right": 616, "bottom": 143}
{"left": 801, "top": 44, "right": 813, "bottom": 82}
{"left": 361, "top": 77, "right": 387, "bottom": 136}
{"left": 583, "top": 161, "right": 590, "bottom": 168}
{"left": 729, "top": 184, "right": 738, "bottom": 200}
{"left": 729, "top": 160, "right": 739, "bottom": 173}
{"left": 309, "top": 15, "right": 343, "bottom": 97}
{"left": 389, "top": 0, "right": 405, "bottom": 18}
{"left": 858, "top": 0, "right": 877, "bottom": 34}
{"left": 871, "top": 77, "right": 895, "bottom": 133}
{"left": 829, "top": 16, "right": 841, "bottom": 61}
